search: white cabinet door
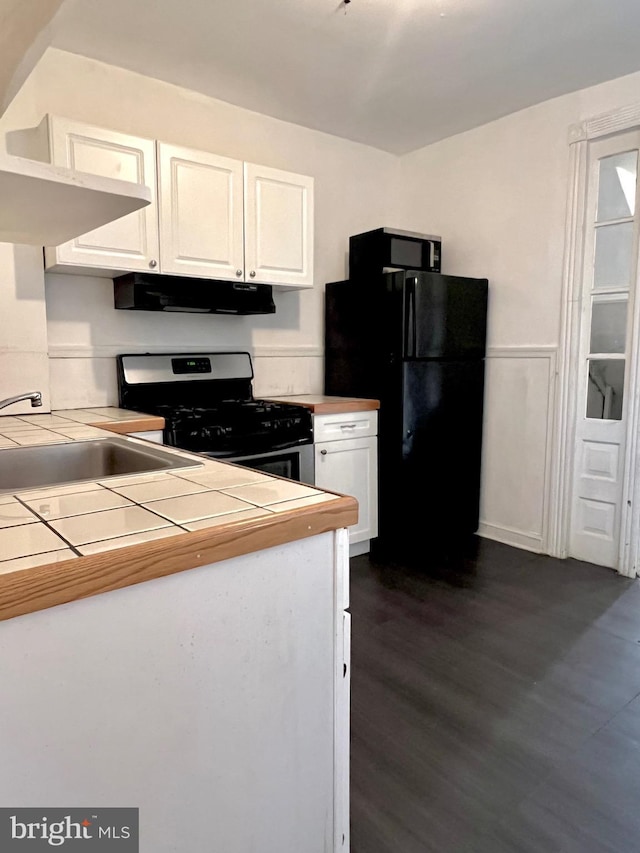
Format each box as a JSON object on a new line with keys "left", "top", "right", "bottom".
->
{"left": 315, "top": 436, "right": 378, "bottom": 544}
{"left": 158, "top": 143, "right": 245, "bottom": 280}
{"left": 243, "top": 162, "right": 314, "bottom": 289}
{"left": 45, "top": 118, "right": 159, "bottom": 274}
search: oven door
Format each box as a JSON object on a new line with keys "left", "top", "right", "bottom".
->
{"left": 207, "top": 443, "right": 315, "bottom": 485}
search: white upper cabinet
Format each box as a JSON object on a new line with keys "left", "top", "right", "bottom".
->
{"left": 244, "top": 163, "right": 314, "bottom": 288}
{"left": 43, "top": 117, "right": 159, "bottom": 274}
{"left": 14, "top": 116, "right": 314, "bottom": 289}
{"left": 158, "top": 143, "right": 244, "bottom": 280}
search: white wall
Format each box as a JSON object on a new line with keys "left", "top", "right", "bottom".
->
{"left": 395, "top": 68, "right": 640, "bottom": 552}
{"left": 1, "top": 48, "right": 399, "bottom": 406}
{"left": 0, "top": 244, "right": 50, "bottom": 412}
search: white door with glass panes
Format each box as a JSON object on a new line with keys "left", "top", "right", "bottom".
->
{"left": 243, "top": 163, "right": 314, "bottom": 288}
{"left": 570, "top": 133, "right": 640, "bottom": 568}
{"left": 158, "top": 143, "right": 244, "bottom": 280}
{"left": 45, "top": 118, "right": 159, "bottom": 273}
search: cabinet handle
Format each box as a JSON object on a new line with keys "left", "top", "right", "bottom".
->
{"left": 236, "top": 269, "right": 242, "bottom": 277}
{"left": 249, "top": 270, "right": 256, "bottom": 278}
{"left": 340, "top": 423, "right": 357, "bottom": 430}
{"left": 320, "top": 449, "right": 327, "bottom": 455}
{"left": 149, "top": 259, "right": 157, "bottom": 269}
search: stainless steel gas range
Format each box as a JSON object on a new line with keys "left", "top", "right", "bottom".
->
{"left": 117, "top": 352, "right": 314, "bottom": 484}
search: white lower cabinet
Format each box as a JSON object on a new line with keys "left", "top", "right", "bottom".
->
{"left": 314, "top": 412, "right": 378, "bottom": 553}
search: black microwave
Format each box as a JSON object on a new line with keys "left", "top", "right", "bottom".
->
{"left": 349, "top": 227, "right": 441, "bottom": 279}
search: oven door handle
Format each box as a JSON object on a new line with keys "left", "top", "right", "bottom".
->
{"left": 201, "top": 438, "right": 312, "bottom": 459}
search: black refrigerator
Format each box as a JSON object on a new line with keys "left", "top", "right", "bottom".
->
{"left": 325, "top": 271, "right": 488, "bottom": 557}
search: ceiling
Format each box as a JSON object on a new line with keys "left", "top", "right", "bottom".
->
{"left": 0, "top": 0, "right": 64, "bottom": 112}
{"left": 20, "top": 0, "right": 640, "bottom": 153}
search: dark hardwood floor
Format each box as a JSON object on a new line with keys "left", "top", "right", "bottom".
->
{"left": 349, "top": 539, "right": 640, "bottom": 853}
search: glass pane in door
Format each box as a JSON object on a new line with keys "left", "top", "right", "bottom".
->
{"left": 594, "top": 222, "right": 635, "bottom": 290}
{"left": 596, "top": 151, "right": 638, "bottom": 221}
{"left": 586, "top": 359, "right": 625, "bottom": 420}
{"left": 589, "top": 298, "right": 628, "bottom": 353}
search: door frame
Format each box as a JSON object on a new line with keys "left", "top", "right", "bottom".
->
{"left": 551, "top": 105, "right": 640, "bottom": 577}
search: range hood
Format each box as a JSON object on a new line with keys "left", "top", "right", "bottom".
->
{"left": 0, "top": 152, "right": 151, "bottom": 245}
{"left": 114, "top": 272, "right": 276, "bottom": 315}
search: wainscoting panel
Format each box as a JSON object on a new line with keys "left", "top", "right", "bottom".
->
{"left": 479, "top": 347, "right": 557, "bottom": 553}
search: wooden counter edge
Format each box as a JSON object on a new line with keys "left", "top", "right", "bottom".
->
{"left": 265, "top": 398, "right": 380, "bottom": 414}
{"left": 0, "top": 495, "right": 358, "bottom": 623}
{"left": 90, "top": 416, "right": 166, "bottom": 434}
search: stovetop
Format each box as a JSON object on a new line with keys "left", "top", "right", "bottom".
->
{"left": 154, "top": 399, "right": 301, "bottom": 424}
{"left": 117, "top": 352, "right": 313, "bottom": 457}
{"left": 143, "top": 399, "right": 313, "bottom": 457}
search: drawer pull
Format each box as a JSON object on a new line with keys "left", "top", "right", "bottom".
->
{"left": 340, "top": 423, "right": 357, "bottom": 430}
{"left": 320, "top": 449, "right": 328, "bottom": 455}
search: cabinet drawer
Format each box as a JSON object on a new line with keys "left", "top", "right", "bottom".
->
{"left": 314, "top": 411, "right": 377, "bottom": 443}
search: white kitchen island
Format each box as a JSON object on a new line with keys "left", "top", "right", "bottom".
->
{"left": 0, "top": 530, "right": 350, "bottom": 852}
{"left": 0, "top": 428, "right": 353, "bottom": 852}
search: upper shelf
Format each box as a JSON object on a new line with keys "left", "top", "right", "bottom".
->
{"left": 0, "top": 153, "right": 152, "bottom": 245}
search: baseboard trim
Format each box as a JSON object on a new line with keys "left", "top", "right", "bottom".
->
{"left": 478, "top": 521, "right": 544, "bottom": 554}
{"left": 349, "top": 540, "right": 370, "bottom": 558}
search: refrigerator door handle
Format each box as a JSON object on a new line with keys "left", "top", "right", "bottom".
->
{"left": 405, "top": 276, "right": 417, "bottom": 358}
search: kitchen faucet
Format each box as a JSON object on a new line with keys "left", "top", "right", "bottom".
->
{"left": 0, "top": 391, "right": 43, "bottom": 412}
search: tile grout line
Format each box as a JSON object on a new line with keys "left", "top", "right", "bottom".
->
{"left": 11, "top": 495, "right": 83, "bottom": 558}
{"left": 15, "top": 499, "right": 180, "bottom": 551}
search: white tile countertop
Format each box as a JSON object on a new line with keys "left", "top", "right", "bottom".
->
{"left": 0, "top": 412, "right": 357, "bottom": 621}
{"left": 0, "top": 407, "right": 165, "bottom": 445}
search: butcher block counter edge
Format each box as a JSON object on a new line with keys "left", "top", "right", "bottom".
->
{"left": 93, "top": 416, "right": 165, "bottom": 433}
{"left": 265, "top": 395, "right": 380, "bottom": 414}
{"left": 0, "top": 494, "right": 357, "bottom": 623}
